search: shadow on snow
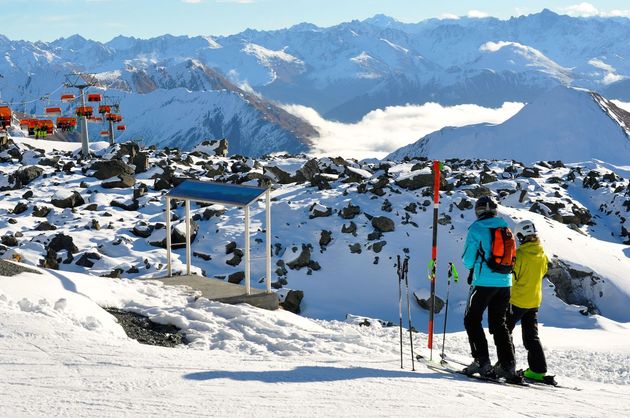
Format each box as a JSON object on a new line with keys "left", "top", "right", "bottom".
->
{"left": 184, "top": 365, "right": 442, "bottom": 383}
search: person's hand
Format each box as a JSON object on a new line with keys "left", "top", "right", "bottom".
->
{"left": 467, "top": 269, "right": 473, "bottom": 285}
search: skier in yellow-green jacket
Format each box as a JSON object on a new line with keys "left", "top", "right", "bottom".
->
{"left": 507, "top": 220, "right": 556, "bottom": 385}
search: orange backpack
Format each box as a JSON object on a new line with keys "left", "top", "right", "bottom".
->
{"left": 486, "top": 227, "right": 517, "bottom": 274}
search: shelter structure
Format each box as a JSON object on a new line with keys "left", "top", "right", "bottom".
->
{"left": 163, "top": 180, "right": 276, "bottom": 309}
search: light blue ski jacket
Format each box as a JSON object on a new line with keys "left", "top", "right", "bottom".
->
{"left": 462, "top": 216, "right": 513, "bottom": 287}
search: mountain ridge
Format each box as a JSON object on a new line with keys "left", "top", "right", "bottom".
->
{"left": 386, "top": 86, "right": 630, "bottom": 164}
{"left": 2, "top": 10, "right": 630, "bottom": 152}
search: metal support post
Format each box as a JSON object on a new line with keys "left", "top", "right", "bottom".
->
{"left": 245, "top": 204, "right": 251, "bottom": 295}
{"left": 108, "top": 120, "right": 115, "bottom": 145}
{"left": 166, "top": 197, "right": 171, "bottom": 277}
{"left": 265, "top": 189, "right": 271, "bottom": 293}
{"left": 185, "top": 199, "right": 191, "bottom": 275}
{"left": 79, "top": 87, "right": 90, "bottom": 158}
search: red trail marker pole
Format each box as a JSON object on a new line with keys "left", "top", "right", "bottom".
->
{"left": 428, "top": 160, "right": 441, "bottom": 360}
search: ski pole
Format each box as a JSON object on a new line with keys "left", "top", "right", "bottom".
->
{"left": 403, "top": 256, "right": 415, "bottom": 371}
{"left": 440, "top": 262, "right": 459, "bottom": 363}
{"left": 397, "top": 255, "right": 404, "bottom": 369}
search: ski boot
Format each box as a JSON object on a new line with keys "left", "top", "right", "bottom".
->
{"left": 462, "top": 358, "right": 492, "bottom": 377}
{"left": 493, "top": 362, "right": 524, "bottom": 384}
{"left": 520, "top": 369, "right": 558, "bottom": 386}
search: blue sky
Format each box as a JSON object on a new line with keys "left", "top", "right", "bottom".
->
{"left": 1, "top": 0, "right": 629, "bottom": 42}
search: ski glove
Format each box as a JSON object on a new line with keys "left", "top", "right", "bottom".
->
{"left": 467, "top": 269, "right": 474, "bottom": 285}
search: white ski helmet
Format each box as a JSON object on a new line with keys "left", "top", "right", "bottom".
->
{"left": 514, "top": 220, "right": 537, "bottom": 242}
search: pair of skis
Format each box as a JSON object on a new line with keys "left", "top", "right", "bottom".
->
{"left": 418, "top": 352, "right": 574, "bottom": 390}
{"left": 397, "top": 255, "right": 415, "bottom": 370}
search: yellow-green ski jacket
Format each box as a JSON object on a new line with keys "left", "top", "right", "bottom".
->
{"left": 511, "top": 240, "right": 549, "bottom": 309}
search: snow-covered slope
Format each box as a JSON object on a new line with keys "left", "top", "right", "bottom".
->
{"left": 2, "top": 261, "right": 630, "bottom": 416}
{"left": 1, "top": 136, "right": 628, "bottom": 325}
{"left": 387, "top": 87, "right": 630, "bottom": 164}
{"left": 0, "top": 136, "right": 629, "bottom": 414}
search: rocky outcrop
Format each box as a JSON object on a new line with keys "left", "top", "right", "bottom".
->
{"left": 372, "top": 216, "right": 395, "bottom": 233}
{"left": 13, "top": 166, "right": 43, "bottom": 188}
{"left": 228, "top": 271, "right": 245, "bottom": 284}
{"left": 415, "top": 294, "right": 445, "bottom": 314}
{"left": 149, "top": 221, "right": 199, "bottom": 248}
{"left": 91, "top": 160, "right": 135, "bottom": 180}
{"left": 546, "top": 259, "right": 602, "bottom": 315}
{"left": 395, "top": 172, "right": 433, "bottom": 190}
{"left": 102, "top": 174, "right": 136, "bottom": 189}
{"left": 280, "top": 290, "right": 304, "bottom": 314}
{"left": 309, "top": 203, "right": 332, "bottom": 219}
{"left": 319, "top": 230, "right": 332, "bottom": 249}
{"left": 52, "top": 192, "right": 84, "bottom": 209}
{"left": 286, "top": 244, "right": 320, "bottom": 271}
{"left": 76, "top": 252, "right": 102, "bottom": 268}
{"left": 132, "top": 223, "right": 154, "bottom": 238}
{"left": 264, "top": 166, "right": 294, "bottom": 184}
{"left": 340, "top": 203, "right": 361, "bottom": 219}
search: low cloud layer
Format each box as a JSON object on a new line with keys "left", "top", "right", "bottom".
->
{"left": 283, "top": 102, "right": 524, "bottom": 160}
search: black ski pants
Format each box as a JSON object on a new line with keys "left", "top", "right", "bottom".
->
{"left": 464, "top": 286, "right": 515, "bottom": 368}
{"left": 507, "top": 306, "right": 547, "bottom": 374}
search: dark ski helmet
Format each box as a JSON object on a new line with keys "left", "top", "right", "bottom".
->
{"left": 475, "top": 196, "right": 498, "bottom": 219}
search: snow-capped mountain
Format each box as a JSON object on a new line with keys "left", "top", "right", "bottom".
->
{"left": 387, "top": 87, "right": 630, "bottom": 164}
{"left": 119, "top": 87, "right": 314, "bottom": 155}
{"left": 2, "top": 9, "right": 630, "bottom": 151}
{"left": 0, "top": 50, "right": 316, "bottom": 156}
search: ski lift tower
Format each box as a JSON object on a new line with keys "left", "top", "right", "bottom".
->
{"left": 104, "top": 96, "right": 120, "bottom": 145}
{"left": 64, "top": 73, "right": 99, "bottom": 158}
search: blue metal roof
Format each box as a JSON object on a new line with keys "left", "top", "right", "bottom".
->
{"left": 167, "top": 180, "right": 267, "bottom": 206}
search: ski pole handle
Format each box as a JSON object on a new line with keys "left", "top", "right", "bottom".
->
{"left": 448, "top": 262, "right": 460, "bottom": 283}
{"left": 427, "top": 259, "right": 435, "bottom": 281}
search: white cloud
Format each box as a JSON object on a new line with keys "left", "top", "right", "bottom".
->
{"left": 467, "top": 10, "right": 490, "bottom": 18}
{"left": 608, "top": 9, "right": 630, "bottom": 17}
{"left": 589, "top": 58, "right": 615, "bottom": 73}
{"left": 588, "top": 58, "right": 626, "bottom": 85}
{"left": 563, "top": 2, "right": 598, "bottom": 16}
{"left": 603, "top": 73, "right": 626, "bottom": 85}
{"left": 561, "top": 2, "right": 630, "bottom": 18}
{"left": 283, "top": 102, "right": 524, "bottom": 159}
{"left": 439, "top": 13, "right": 460, "bottom": 20}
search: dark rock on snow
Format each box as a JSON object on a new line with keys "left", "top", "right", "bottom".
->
{"left": 372, "top": 216, "right": 395, "bottom": 233}
{"left": 13, "top": 166, "right": 43, "bottom": 187}
{"left": 51, "top": 191, "right": 85, "bottom": 209}
{"left": 280, "top": 290, "right": 304, "bottom": 314}
{"left": 91, "top": 160, "right": 135, "bottom": 180}
{"left": 102, "top": 174, "right": 136, "bottom": 189}
{"left": 228, "top": 271, "right": 245, "bottom": 284}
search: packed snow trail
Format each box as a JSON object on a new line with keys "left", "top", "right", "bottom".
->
{"left": 2, "top": 311, "right": 629, "bottom": 417}
{"left": 1, "top": 268, "right": 630, "bottom": 417}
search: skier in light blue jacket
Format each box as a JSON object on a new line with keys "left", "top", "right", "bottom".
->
{"left": 461, "top": 196, "right": 521, "bottom": 383}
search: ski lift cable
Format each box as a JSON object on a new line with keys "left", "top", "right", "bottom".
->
{"left": 1, "top": 82, "right": 66, "bottom": 106}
